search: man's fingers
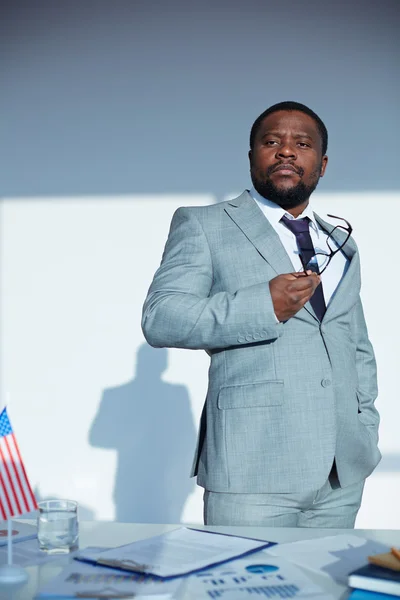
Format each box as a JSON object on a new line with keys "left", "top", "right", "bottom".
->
{"left": 298, "top": 290, "right": 317, "bottom": 305}
{"left": 291, "top": 288, "right": 317, "bottom": 305}
{"left": 291, "top": 270, "right": 313, "bottom": 278}
{"left": 288, "top": 269, "right": 317, "bottom": 279}
{"left": 291, "top": 270, "right": 319, "bottom": 278}
{"left": 289, "top": 275, "right": 320, "bottom": 293}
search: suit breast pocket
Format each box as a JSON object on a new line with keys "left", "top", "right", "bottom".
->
{"left": 217, "top": 380, "right": 284, "bottom": 409}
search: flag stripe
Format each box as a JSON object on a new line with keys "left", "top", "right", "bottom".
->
{"left": 0, "top": 407, "right": 37, "bottom": 518}
{"left": 0, "top": 458, "right": 16, "bottom": 518}
{"left": 8, "top": 434, "right": 37, "bottom": 512}
{"left": 0, "top": 470, "right": 12, "bottom": 519}
{"left": 6, "top": 434, "right": 30, "bottom": 513}
{"left": 0, "top": 442, "right": 20, "bottom": 516}
{"left": 0, "top": 440, "right": 23, "bottom": 515}
{"left": 12, "top": 434, "right": 37, "bottom": 510}
{"left": 0, "top": 496, "right": 7, "bottom": 519}
{"left": 4, "top": 435, "right": 29, "bottom": 513}
{"left": 11, "top": 433, "right": 37, "bottom": 510}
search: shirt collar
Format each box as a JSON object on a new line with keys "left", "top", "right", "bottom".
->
{"left": 249, "top": 187, "right": 319, "bottom": 232}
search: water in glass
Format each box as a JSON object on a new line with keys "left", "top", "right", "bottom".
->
{"left": 37, "top": 500, "right": 78, "bottom": 554}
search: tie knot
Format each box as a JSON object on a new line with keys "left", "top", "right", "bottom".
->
{"left": 281, "top": 215, "right": 310, "bottom": 235}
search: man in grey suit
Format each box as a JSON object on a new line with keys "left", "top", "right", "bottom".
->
{"left": 142, "top": 101, "right": 381, "bottom": 528}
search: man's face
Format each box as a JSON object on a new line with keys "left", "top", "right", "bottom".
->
{"left": 249, "top": 110, "right": 328, "bottom": 210}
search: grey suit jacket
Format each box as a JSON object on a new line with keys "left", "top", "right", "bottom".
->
{"left": 142, "top": 191, "right": 381, "bottom": 493}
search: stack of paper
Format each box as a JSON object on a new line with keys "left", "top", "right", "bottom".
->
{"left": 0, "top": 537, "right": 76, "bottom": 567}
{"left": 0, "top": 520, "right": 37, "bottom": 546}
{"left": 36, "top": 560, "right": 183, "bottom": 599}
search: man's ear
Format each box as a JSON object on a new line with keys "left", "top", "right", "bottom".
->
{"left": 320, "top": 155, "right": 328, "bottom": 177}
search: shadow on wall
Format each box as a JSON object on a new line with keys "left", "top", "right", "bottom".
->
{"left": 89, "top": 343, "right": 196, "bottom": 523}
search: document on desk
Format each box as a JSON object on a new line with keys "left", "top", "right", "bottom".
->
{"left": 186, "top": 554, "right": 336, "bottom": 599}
{"left": 0, "top": 520, "right": 37, "bottom": 546}
{"left": 35, "top": 558, "right": 183, "bottom": 599}
{"left": 0, "top": 536, "right": 73, "bottom": 566}
{"left": 75, "top": 527, "right": 275, "bottom": 578}
{"left": 265, "top": 534, "right": 389, "bottom": 584}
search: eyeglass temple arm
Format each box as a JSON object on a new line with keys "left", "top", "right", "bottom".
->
{"left": 326, "top": 213, "right": 353, "bottom": 234}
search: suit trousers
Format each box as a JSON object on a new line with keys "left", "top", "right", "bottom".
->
{"left": 203, "top": 467, "right": 365, "bottom": 528}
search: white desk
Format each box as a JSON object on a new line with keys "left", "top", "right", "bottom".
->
{"left": 6, "top": 521, "right": 400, "bottom": 600}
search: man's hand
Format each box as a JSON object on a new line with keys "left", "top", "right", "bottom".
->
{"left": 269, "top": 271, "right": 321, "bottom": 322}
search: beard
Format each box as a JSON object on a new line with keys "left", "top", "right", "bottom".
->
{"left": 251, "top": 163, "right": 322, "bottom": 210}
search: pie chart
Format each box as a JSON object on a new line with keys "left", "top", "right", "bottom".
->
{"left": 245, "top": 564, "right": 279, "bottom": 574}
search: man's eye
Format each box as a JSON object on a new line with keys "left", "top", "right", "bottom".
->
{"left": 298, "top": 142, "right": 310, "bottom": 148}
{"left": 265, "top": 140, "right": 278, "bottom": 146}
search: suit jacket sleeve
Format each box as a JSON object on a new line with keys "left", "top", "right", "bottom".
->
{"left": 142, "top": 207, "right": 283, "bottom": 350}
{"left": 352, "top": 297, "right": 380, "bottom": 438}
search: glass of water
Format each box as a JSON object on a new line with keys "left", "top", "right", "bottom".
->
{"left": 37, "top": 499, "right": 79, "bottom": 554}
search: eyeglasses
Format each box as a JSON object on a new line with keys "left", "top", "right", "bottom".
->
{"left": 300, "top": 214, "right": 353, "bottom": 275}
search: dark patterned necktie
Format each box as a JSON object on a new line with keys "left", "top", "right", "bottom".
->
{"left": 281, "top": 215, "right": 327, "bottom": 321}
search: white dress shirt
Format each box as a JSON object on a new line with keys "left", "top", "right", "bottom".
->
{"left": 250, "top": 187, "right": 349, "bottom": 307}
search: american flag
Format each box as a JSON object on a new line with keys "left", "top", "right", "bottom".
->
{"left": 0, "top": 407, "right": 37, "bottom": 519}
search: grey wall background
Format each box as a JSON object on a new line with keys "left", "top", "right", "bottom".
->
{"left": 1, "top": 0, "right": 399, "bottom": 199}
{"left": 1, "top": 1, "right": 400, "bottom": 526}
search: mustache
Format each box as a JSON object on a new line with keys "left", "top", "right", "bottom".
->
{"left": 266, "top": 162, "right": 305, "bottom": 177}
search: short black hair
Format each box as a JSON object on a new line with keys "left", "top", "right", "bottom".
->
{"left": 249, "top": 101, "right": 328, "bottom": 155}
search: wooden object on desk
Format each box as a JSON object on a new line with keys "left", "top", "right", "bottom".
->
{"left": 368, "top": 548, "right": 400, "bottom": 572}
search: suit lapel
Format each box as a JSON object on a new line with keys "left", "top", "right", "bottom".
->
{"left": 314, "top": 213, "right": 360, "bottom": 322}
{"left": 224, "top": 191, "right": 294, "bottom": 275}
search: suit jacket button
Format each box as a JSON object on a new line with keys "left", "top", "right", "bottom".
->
{"left": 321, "top": 378, "right": 332, "bottom": 387}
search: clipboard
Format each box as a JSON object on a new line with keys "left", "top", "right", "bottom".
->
{"left": 74, "top": 527, "right": 276, "bottom": 579}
